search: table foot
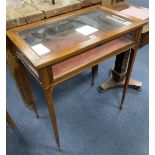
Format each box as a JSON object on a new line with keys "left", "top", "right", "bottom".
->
{"left": 99, "top": 76, "right": 142, "bottom": 93}
{"left": 57, "top": 146, "right": 61, "bottom": 152}
{"left": 120, "top": 104, "right": 124, "bottom": 110}
{"left": 6, "top": 111, "right": 16, "bottom": 129}
{"left": 44, "top": 88, "right": 61, "bottom": 150}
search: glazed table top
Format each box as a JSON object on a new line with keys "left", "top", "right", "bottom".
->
{"left": 18, "top": 9, "right": 132, "bottom": 57}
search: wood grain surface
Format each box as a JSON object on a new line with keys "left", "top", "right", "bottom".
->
{"left": 6, "top": 0, "right": 101, "bottom": 29}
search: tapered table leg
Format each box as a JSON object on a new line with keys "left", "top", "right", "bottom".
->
{"left": 7, "top": 39, "right": 39, "bottom": 118}
{"left": 120, "top": 28, "right": 142, "bottom": 109}
{"left": 6, "top": 111, "right": 16, "bottom": 128}
{"left": 44, "top": 88, "right": 61, "bottom": 151}
{"left": 120, "top": 48, "right": 137, "bottom": 109}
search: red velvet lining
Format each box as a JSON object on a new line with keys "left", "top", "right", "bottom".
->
{"left": 52, "top": 37, "right": 132, "bottom": 78}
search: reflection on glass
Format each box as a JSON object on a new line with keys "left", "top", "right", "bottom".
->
{"left": 18, "top": 9, "right": 132, "bottom": 56}
{"left": 75, "top": 25, "right": 98, "bottom": 35}
{"left": 31, "top": 44, "right": 50, "bottom": 56}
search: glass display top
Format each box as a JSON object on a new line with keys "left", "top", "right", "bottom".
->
{"left": 18, "top": 9, "right": 132, "bottom": 57}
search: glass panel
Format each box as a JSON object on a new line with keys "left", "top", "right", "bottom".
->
{"left": 18, "top": 9, "right": 132, "bottom": 57}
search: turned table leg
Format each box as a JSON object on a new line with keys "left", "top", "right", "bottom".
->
{"left": 7, "top": 39, "right": 39, "bottom": 118}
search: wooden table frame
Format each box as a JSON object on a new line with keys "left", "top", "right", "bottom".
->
{"left": 7, "top": 5, "right": 146, "bottom": 150}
